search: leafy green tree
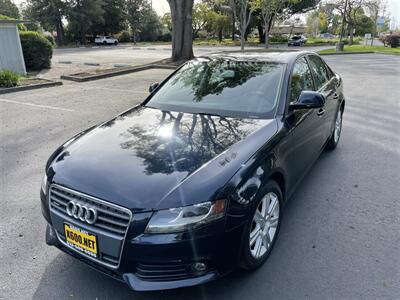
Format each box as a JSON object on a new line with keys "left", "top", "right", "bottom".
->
{"left": 229, "top": 0, "right": 258, "bottom": 50}
{"left": 137, "top": 7, "right": 162, "bottom": 41}
{"left": 192, "top": 2, "right": 210, "bottom": 37}
{"left": 306, "top": 9, "right": 328, "bottom": 36}
{"left": 67, "top": 0, "right": 105, "bottom": 44}
{"left": 0, "top": 0, "right": 19, "bottom": 18}
{"left": 90, "top": 0, "right": 127, "bottom": 35}
{"left": 205, "top": 10, "right": 230, "bottom": 41}
{"left": 354, "top": 13, "right": 374, "bottom": 36}
{"left": 161, "top": 12, "right": 172, "bottom": 31}
{"left": 24, "top": 0, "right": 67, "bottom": 45}
{"left": 126, "top": 0, "right": 150, "bottom": 44}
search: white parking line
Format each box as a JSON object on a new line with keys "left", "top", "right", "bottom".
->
{"left": 0, "top": 98, "right": 74, "bottom": 112}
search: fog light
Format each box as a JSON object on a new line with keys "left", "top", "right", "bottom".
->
{"left": 191, "top": 262, "right": 207, "bottom": 274}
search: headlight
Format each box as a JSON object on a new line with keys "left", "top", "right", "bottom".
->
{"left": 145, "top": 199, "right": 226, "bottom": 234}
{"left": 41, "top": 173, "right": 48, "bottom": 195}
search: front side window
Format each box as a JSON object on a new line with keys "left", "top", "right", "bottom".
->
{"left": 308, "top": 55, "right": 331, "bottom": 90}
{"left": 289, "top": 57, "right": 314, "bottom": 103}
{"left": 146, "top": 58, "right": 285, "bottom": 119}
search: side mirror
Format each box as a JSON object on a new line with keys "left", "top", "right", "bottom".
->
{"left": 149, "top": 82, "right": 159, "bottom": 93}
{"left": 289, "top": 91, "right": 325, "bottom": 110}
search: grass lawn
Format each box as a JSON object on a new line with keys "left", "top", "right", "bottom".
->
{"left": 318, "top": 45, "right": 400, "bottom": 55}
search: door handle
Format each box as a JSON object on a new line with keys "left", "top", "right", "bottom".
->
{"left": 317, "top": 108, "right": 325, "bottom": 116}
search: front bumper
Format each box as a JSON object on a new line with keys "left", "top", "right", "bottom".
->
{"left": 42, "top": 189, "right": 246, "bottom": 291}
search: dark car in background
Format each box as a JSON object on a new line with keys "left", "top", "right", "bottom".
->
{"left": 288, "top": 35, "right": 307, "bottom": 46}
{"left": 41, "top": 51, "right": 345, "bottom": 291}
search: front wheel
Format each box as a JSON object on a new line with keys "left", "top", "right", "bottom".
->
{"left": 326, "top": 106, "right": 343, "bottom": 150}
{"left": 240, "top": 180, "right": 282, "bottom": 270}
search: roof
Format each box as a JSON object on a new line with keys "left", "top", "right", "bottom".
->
{"left": 202, "top": 50, "right": 313, "bottom": 64}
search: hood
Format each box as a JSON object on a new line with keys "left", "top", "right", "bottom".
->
{"left": 49, "top": 106, "right": 275, "bottom": 211}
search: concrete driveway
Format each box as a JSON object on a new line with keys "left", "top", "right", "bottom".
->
{"left": 0, "top": 54, "right": 399, "bottom": 299}
{"left": 40, "top": 44, "right": 331, "bottom": 80}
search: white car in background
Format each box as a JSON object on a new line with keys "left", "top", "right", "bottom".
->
{"left": 95, "top": 36, "right": 118, "bottom": 45}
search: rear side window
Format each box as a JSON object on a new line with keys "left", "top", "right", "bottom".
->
{"left": 308, "top": 55, "right": 331, "bottom": 90}
{"left": 289, "top": 57, "right": 314, "bottom": 103}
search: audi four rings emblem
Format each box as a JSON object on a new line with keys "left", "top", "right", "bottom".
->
{"left": 66, "top": 201, "right": 98, "bottom": 224}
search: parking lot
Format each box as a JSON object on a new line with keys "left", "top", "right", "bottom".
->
{"left": 0, "top": 53, "right": 399, "bottom": 299}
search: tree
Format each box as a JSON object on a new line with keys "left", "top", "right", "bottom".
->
{"left": 192, "top": 2, "right": 210, "bottom": 37}
{"left": 206, "top": 10, "right": 230, "bottom": 41}
{"left": 167, "top": 0, "right": 194, "bottom": 62}
{"left": 91, "top": 0, "right": 127, "bottom": 35}
{"left": 0, "top": 0, "right": 19, "bottom": 18}
{"left": 161, "top": 12, "right": 172, "bottom": 31}
{"left": 306, "top": 9, "right": 328, "bottom": 36}
{"left": 137, "top": 7, "right": 162, "bottom": 41}
{"left": 230, "top": 0, "right": 257, "bottom": 50}
{"left": 366, "top": 0, "right": 382, "bottom": 45}
{"left": 67, "top": 0, "right": 105, "bottom": 44}
{"left": 24, "top": 0, "right": 66, "bottom": 45}
{"left": 127, "top": 0, "right": 150, "bottom": 44}
{"left": 336, "top": 0, "right": 365, "bottom": 45}
{"left": 253, "top": 0, "right": 285, "bottom": 48}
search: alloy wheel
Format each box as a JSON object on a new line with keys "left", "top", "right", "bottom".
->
{"left": 334, "top": 109, "right": 343, "bottom": 144}
{"left": 249, "top": 192, "right": 280, "bottom": 259}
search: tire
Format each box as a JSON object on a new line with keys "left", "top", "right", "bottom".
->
{"left": 103, "top": 41, "right": 107, "bottom": 45}
{"left": 326, "top": 106, "right": 343, "bottom": 150}
{"left": 114, "top": 41, "right": 118, "bottom": 45}
{"left": 240, "top": 180, "right": 282, "bottom": 270}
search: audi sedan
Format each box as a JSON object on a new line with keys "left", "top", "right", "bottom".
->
{"left": 41, "top": 51, "right": 345, "bottom": 291}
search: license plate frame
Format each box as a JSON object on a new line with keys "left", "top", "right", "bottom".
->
{"left": 64, "top": 223, "right": 98, "bottom": 258}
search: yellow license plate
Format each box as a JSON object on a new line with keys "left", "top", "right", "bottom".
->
{"left": 64, "top": 223, "right": 98, "bottom": 257}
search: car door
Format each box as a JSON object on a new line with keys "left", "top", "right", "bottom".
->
{"left": 307, "top": 55, "right": 339, "bottom": 142}
{"left": 285, "top": 56, "right": 326, "bottom": 182}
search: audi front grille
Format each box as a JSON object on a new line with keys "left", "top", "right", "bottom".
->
{"left": 49, "top": 185, "right": 131, "bottom": 237}
{"left": 48, "top": 184, "right": 132, "bottom": 268}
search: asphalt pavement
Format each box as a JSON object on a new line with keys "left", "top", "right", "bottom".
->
{"left": 0, "top": 53, "right": 399, "bottom": 299}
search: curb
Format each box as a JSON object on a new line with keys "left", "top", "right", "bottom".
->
{"left": 319, "top": 51, "right": 375, "bottom": 56}
{"left": 0, "top": 81, "right": 63, "bottom": 95}
{"left": 60, "top": 64, "right": 177, "bottom": 82}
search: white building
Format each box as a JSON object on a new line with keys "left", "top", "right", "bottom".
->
{"left": 0, "top": 20, "right": 26, "bottom": 75}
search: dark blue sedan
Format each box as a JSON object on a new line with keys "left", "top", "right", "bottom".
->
{"left": 41, "top": 51, "right": 345, "bottom": 291}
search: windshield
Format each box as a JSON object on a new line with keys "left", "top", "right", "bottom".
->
{"left": 146, "top": 58, "right": 285, "bottom": 118}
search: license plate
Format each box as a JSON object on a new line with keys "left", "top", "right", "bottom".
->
{"left": 64, "top": 223, "right": 98, "bottom": 257}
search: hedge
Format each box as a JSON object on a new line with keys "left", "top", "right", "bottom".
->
{"left": 0, "top": 70, "right": 20, "bottom": 88}
{"left": 19, "top": 31, "right": 53, "bottom": 71}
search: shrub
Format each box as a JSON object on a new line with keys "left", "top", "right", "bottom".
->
{"left": 384, "top": 34, "right": 400, "bottom": 48}
{"left": 158, "top": 32, "right": 172, "bottom": 42}
{"left": 19, "top": 31, "right": 53, "bottom": 71}
{"left": 269, "top": 35, "right": 288, "bottom": 44}
{"left": 0, "top": 70, "right": 20, "bottom": 88}
{"left": 45, "top": 34, "right": 56, "bottom": 46}
{"left": 117, "top": 30, "right": 131, "bottom": 43}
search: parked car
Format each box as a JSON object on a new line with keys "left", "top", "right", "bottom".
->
{"left": 95, "top": 36, "right": 118, "bottom": 45}
{"left": 319, "top": 33, "right": 336, "bottom": 38}
{"left": 288, "top": 35, "right": 307, "bottom": 46}
{"left": 41, "top": 51, "right": 345, "bottom": 291}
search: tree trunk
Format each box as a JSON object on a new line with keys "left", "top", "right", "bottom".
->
{"left": 56, "top": 18, "right": 64, "bottom": 45}
{"left": 264, "top": 19, "right": 269, "bottom": 48}
{"left": 240, "top": 24, "right": 245, "bottom": 51}
{"left": 258, "top": 24, "right": 264, "bottom": 44}
{"left": 349, "top": 24, "right": 354, "bottom": 45}
{"left": 167, "top": 0, "right": 194, "bottom": 62}
{"left": 231, "top": 14, "right": 235, "bottom": 41}
{"left": 218, "top": 28, "right": 223, "bottom": 43}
